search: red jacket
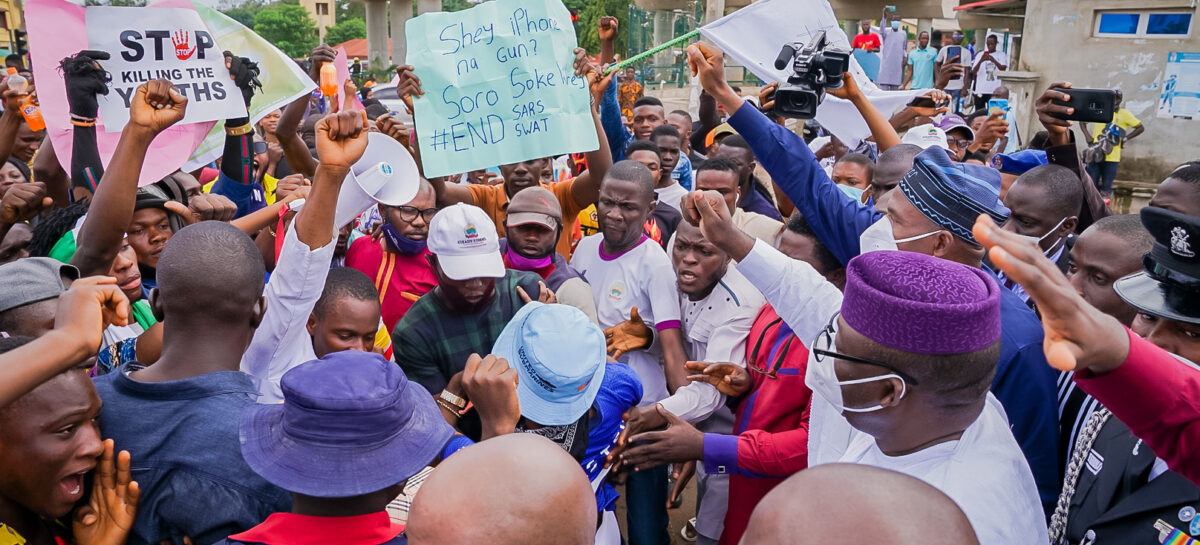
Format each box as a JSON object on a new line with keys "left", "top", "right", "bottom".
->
{"left": 1075, "top": 328, "right": 1200, "bottom": 487}
{"left": 701, "top": 305, "right": 812, "bottom": 545}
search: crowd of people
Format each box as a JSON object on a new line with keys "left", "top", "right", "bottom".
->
{"left": 0, "top": 8, "right": 1197, "bottom": 545}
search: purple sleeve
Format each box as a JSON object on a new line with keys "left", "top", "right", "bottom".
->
{"left": 702, "top": 433, "right": 741, "bottom": 476}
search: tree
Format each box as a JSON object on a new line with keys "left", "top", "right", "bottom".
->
{"left": 222, "top": 0, "right": 266, "bottom": 29}
{"left": 571, "top": 0, "right": 629, "bottom": 57}
{"left": 325, "top": 17, "right": 366, "bottom": 46}
{"left": 254, "top": 4, "right": 319, "bottom": 58}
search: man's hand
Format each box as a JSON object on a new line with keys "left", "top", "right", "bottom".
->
{"left": 759, "top": 82, "right": 778, "bottom": 113}
{"left": 163, "top": 194, "right": 237, "bottom": 225}
{"left": 460, "top": 354, "right": 521, "bottom": 440}
{"left": 516, "top": 280, "right": 557, "bottom": 304}
{"left": 73, "top": 439, "right": 139, "bottom": 545}
{"left": 396, "top": 65, "right": 424, "bottom": 113}
{"left": 375, "top": 113, "right": 412, "bottom": 149}
{"left": 973, "top": 215, "right": 1129, "bottom": 374}
{"left": 128, "top": 80, "right": 187, "bottom": 135}
{"left": 274, "top": 173, "right": 311, "bottom": 203}
{"left": 688, "top": 44, "right": 730, "bottom": 99}
{"left": 667, "top": 461, "right": 695, "bottom": 509}
{"left": 597, "top": 16, "right": 619, "bottom": 42}
{"left": 934, "top": 60, "right": 964, "bottom": 90}
{"left": 910, "top": 89, "right": 951, "bottom": 117}
{"left": 0, "top": 182, "right": 53, "bottom": 224}
{"left": 315, "top": 109, "right": 370, "bottom": 170}
{"left": 827, "top": 71, "right": 863, "bottom": 101}
{"left": 573, "top": 48, "right": 613, "bottom": 108}
{"left": 307, "top": 44, "right": 337, "bottom": 82}
{"left": 970, "top": 114, "right": 1009, "bottom": 153}
{"left": 1036, "top": 82, "right": 1074, "bottom": 146}
{"left": 603, "top": 306, "right": 652, "bottom": 359}
{"left": 619, "top": 405, "right": 704, "bottom": 472}
{"left": 53, "top": 276, "right": 131, "bottom": 354}
{"left": 607, "top": 403, "right": 669, "bottom": 470}
{"left": 685, "top": 361, "right": 751, "bottom": 397}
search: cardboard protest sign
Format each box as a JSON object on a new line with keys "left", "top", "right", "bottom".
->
{"left": 700, "top": 0, "right": 920, "bottom": 145}
{"left": 87, "top": 6, "right": 248, "bottom": 132}
{"left": 405, "top": 0, "right": 598, "bottom": 178}
{"left": 27, "top": 0, "right": 215, "bottom": 186}
{"left": 183, "top": 2, "right": 316, "bottom": 170}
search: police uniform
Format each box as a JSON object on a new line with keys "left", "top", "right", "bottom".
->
{"left": 1050, "top": 206, "right": 1200, "bottom": 545}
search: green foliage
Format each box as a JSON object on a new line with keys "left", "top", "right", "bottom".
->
{"left": 221, "top": 0, "right": 266, "bottom": 30}
{"left": 325, "top": 17, "right": 366, "bottom": 46}
{"left": 254, "top": 3, "right": 319, "bottom": 58}
{"left": 442, "top": 0, "right": 473, "bottom": 12}
{"left": 570, "top": 0, "right": 629, "bottom": 57}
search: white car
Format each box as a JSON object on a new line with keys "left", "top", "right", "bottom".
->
{"left": 364, "top": 83, "right": 413, "bottom": 123}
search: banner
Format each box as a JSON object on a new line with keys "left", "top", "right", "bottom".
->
{"left": 183, "top": 2, "right": 316, "bottom": 170}
{"left": 700, "top": 0, "right": 920, "bottom": 145}
{"left": 405, "top": 0, "right": 598, "bottom": 178}
{"left": 87, "top": 6, "right": 247, "bottom": 132}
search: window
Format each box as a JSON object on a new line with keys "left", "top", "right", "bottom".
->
{"left": 315, "top": 2, "right": 328, "bottom": 15}
{"left": 1095, "top": 10, "right": 1193, "bottom": 38}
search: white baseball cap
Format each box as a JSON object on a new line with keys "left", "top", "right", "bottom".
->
{"left": 900, "top": 123, "right": 949, "bottom": 150}
{"left": 426, "top": 203, "right": 505, "bottom": 281}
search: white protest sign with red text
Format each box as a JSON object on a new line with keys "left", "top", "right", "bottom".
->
{"left": 87, "top": 6, "right": 247, "bottom": 132}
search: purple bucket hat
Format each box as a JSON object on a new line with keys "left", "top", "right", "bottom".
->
{"left": 239, "top": 351, "right": 454, "bottom": 497}
{"left": 841, "top": 251, "right": 1002, "bottom": 355}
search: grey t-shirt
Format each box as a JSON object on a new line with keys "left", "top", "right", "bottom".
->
{"left": 935, "top": 45, "right": 972, "bottom": 90}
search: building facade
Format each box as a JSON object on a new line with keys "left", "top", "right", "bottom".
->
{"left": 300, "top": 0, "right": 335, "bottom": 44}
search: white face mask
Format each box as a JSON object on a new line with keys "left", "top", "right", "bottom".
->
{"left": 805, "top": 317, "right": 908, "bottom": 414}
{"left": 859, "top": 216, "right": 942, "bottom": 253}
{"left": 1014, "top": 217, "right": 1068, "bottom": 254}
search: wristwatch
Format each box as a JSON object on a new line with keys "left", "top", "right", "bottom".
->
{"left": 439, "top": 389, "right": 467, "bottom": 411}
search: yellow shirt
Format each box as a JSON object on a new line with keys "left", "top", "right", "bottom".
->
{"left": 466, "top": 180, "right": 584, "bottom": 258}
{"left": 1090, "top": 108, "right": 1141, "bottom": 162}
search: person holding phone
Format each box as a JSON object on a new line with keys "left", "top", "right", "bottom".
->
{"left": 934, "top": 31, "right": 971, "bottom": 112}
{"left": 969, "top": 34, "right": 1009, "bottom": 111}
{"left": 1082, "top": 89, "right": 1144, "bottom": 196}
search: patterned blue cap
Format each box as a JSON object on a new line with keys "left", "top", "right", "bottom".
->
{"left": 899, "top": 147, "right": 1010, "bottom": 246}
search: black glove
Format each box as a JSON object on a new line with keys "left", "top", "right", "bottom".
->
{"left": 224, "top": 51, "right": 262, "bottom": 109}
{"left": 59, "top": 50, "right": 111, "bottom": 119}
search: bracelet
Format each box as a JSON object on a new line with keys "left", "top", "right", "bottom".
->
{"left": 435, "top": 398, "right": 462, "bottom": 416}
{"left": 439, "top": 389, "right": 467, "bottom": 410}
{"left": 70, "top": 119, "right": 96, "bottom": 127}
{"left": 225, "top": 123, "right": 253, "bottom": 136}
{"left": 70, "top": 113, "right": 97, "bottom": 123}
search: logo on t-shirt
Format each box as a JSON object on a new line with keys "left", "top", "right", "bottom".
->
{"left": 608, "top": 283, "right": 625, "bottom": 302}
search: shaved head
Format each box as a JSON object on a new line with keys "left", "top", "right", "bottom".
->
{"left": 407, "top": 434, "right": 596, "bottom": 545}
{"left": 155, "top": 221, "right": 265, "bottom": 324}
{"left": 741, "top": 464, "right": 979, "bottom": 545}
{"left": 603, "top": 160, "right": 657, "bottom": 202}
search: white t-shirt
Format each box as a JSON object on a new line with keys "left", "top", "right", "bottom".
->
{"left": 572, "top": 234, "right": 683, "bottom": 405}
{"left": 832, "top": 394, "right": 1048, "bottom": 545}
{"left": 934, "top": 46, "right": 972, "bottom": 91}
{"left": 971, "top": 49, "right": 1009, "bottom": 95}
{"left": 655, "top": 182, "right": 688, "bottom": 214}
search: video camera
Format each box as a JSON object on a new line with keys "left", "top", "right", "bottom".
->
{"left": 771, "top": 31, "right": 851, "bottom": 119}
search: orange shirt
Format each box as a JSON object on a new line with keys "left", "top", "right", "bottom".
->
{"left": 466, "top": 180, "right": 586, "bottom": 258}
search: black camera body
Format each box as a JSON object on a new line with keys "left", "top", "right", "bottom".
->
{"left": 772, "top": 31, "right": 851, "bottom": 119}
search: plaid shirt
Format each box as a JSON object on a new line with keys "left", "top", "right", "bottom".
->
{"left": 392, "top": 270, "right": 541, "bottom": 394}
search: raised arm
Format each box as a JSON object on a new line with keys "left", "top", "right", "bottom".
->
{"left": 598, "top": 16, "right": 618, "bottom": 65}
{"left": 829, "top": 73, "right": 902, "bottom": 151}
{"left": 59, "top": 51, "right": 111, "bottom": 200}
{"left": 71, "top": 80, "right": 187, "bottom": 277}
{"left": 207, "top": 52, "right": 266, "bottom": 219}
{"left": 276, "top": 45, "right": 335, "bottom": 180}
{"left": 568, "top": 49, "right": 615, "bottom": 208}
{"left": 395, "top": 64, "right": 475, "bottom": 206}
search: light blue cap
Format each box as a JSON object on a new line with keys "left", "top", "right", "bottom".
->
{"left": 492, "top": 302, "right": 606, "bottom": 426}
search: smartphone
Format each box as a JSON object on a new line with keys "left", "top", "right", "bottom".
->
{"left": 1049, "top": 88, "right": 1116, "bottom": 123}
{"left": 908, "top": 96, "right": 939, "bottom": 108}
{"left": 944, "top": 45, "right": 962, "bottom": 63}
{"left": 987, "top": 98, "right": 1009, "bottom": 117}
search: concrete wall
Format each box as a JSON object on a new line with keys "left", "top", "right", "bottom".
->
{"left": 1020, "top": 0, "right": 1200, "bottom": 183}
{"left": 300, "top": 0, "right": 336, "bottom": 43}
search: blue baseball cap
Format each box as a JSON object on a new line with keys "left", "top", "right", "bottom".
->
{"left": 992, "top": 149, "right": 1048, "bottom": 175}
{"left": 492, "top": 302, "right": 606, "bottom": 426}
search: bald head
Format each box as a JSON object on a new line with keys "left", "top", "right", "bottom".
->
{"left": 741, "top": 464, "right": 979, "bottom": 545}
{"left": 407, "top": 434, "right": 596, "bottom": 545}
{"left": 871, "top": 144, "right": 923, "bottom": 200}
{"left": 155, "top": 221, "right": 265, "bottom": 323}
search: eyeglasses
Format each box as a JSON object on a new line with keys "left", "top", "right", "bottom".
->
{"left": 811, "top": 313, "right": 920, "bottom": 385}
{"left": 947, "top": 137, "right": 973, "bottom": 149}
{"left": 747, "top": 317, "right": 796, "bottom": 379}
{"left": 252, "top": 141, "right": 268, "bottom": 155}
{"left": 394, "top": 206, "right": 438, "bottom": 223}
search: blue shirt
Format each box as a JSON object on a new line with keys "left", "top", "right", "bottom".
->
{"left": 600, "top": 83, "right": 634, "bottom": 163}
{"left": 727, "top": 103, "right": 1061, "bottom": 514}
{"left": 738, "top": 180, "right": 784, "bottom": 221}
{"left": 907, "top": 46, "right": 938, "bottom": 89}
{"left": 582, "top": 363, "right": 643, "bottom": 512}
{"left": 209, "top": 172, "right": 267, "bottom": 219}
{"left": 93, "top": 365, "right": 291, "bottom": 545}
{"left": 672, "top": 154, "right": 694, "bottom": 191}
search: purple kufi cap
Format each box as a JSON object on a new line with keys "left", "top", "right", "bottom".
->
{"left": 841, "top": 251, "right": 1002, "bottom": 355}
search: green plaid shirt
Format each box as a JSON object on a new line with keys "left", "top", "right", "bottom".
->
{"left": 392, "top": 270, "right": 541, "bottom": 393}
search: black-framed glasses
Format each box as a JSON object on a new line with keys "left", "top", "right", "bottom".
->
{"left": 747, "top": 317, "right": 795, "bottom": 379}
{"left": 811, "top": 313, "right": 920, "bottom": 385}
{"left": 395, "top": 206, "right": 438, "bottom": 223}
{"left": 252, "top": 140, "right": 268, "bottom": 155}
{"left": 947, "top": 137, "right": 974, "bottom": 149}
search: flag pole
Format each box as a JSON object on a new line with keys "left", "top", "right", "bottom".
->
{"left": 603, "top": 29, "right": 701, "bottom": 75}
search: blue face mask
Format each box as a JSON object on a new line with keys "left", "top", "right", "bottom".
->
{"left": 381, "top": 223, "right": 427, "bottom": 255}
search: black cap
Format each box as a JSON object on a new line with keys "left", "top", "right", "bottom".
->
{"left": 1114, "top": 206, "right": 1200, "bottom": 325}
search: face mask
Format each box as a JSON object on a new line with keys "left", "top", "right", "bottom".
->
{"left": 506, "top": 246, "right": 552, "bottom": 270}
{"left": 1015, "top": 217, "right": 1068, "bottom": 254}
{"left": 806, "top": 345, "right": 907, "bottom": 414}
{"left": 381, "top": 223, "right": 427, "bottom": 256}
{"left": 859, "top": 216, "right": 942, "bottom": 253}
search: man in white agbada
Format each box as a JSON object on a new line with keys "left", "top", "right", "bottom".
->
{"left": 677, "top": 189, "right": 1047, "bottom": 545}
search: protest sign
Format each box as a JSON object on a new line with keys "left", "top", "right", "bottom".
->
{"left": 1157, "top": 52, "right": 1200, "bottom": 121}
{"left": 27, "top": 0, "right": 214, "bottom": 186}
{"left": 405, "top": 0, "right": 598, "bottom": 178}
{"left": 700, "top": 0, "right": 919, "bottom": 145}
{"left": 87, "top": 6, "right": 248, "bottom": 132}
{"left": 183, "top": 2, "right": 316, "bottom": 170}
